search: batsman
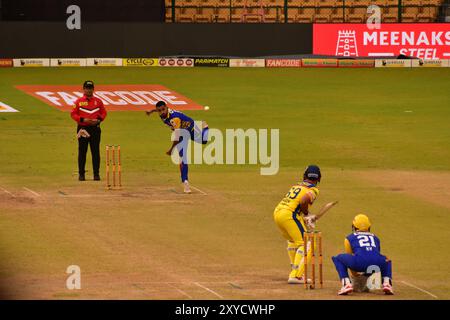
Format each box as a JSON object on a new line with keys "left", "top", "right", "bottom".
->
{"left": 273, "top": 165, "right": 337, "bottom": 284}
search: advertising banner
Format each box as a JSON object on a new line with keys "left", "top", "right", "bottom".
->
{"left": 265, "top": 59, "right": 301, "bottom": 67}
{"left": 13, "top": 58, "right": 50, "bottom": 67}
{"left": 193, "top": 58, "right": 229, "bottom": 67}
{"left": 302, "top": 59, "right": 338, "bottom": 67}
{"left": 0, "top": 101, "right": 19, "bottom": 112}
{"left": 159, "top": 58, "right": 194, "bottom": 67}
{"left": 314, "top": 24, "right": 450, "bottom": 59}
{"left": 86, "top": 58, "right": 122, "bottom": 67}
{"left": 375, "top": 59, "right": 412, "bottom": 67}
{"left": 122, "top": 58, "right": 158, "bottom": 67}
{"left": 411, "top": 59, "right": 448, "bottom": 67}
{"left": 15, "top": 85, "right": 204, "bottom": 112}
{"left": 338, "top": 59, "right": 375, "bottom": 68}
{"left": 0, "top": 59, "right": 13, "bottom": 68}
{"left": 229, "top": 59, "right": 265, "bottom": 67}
{"left": 50, "top": 59, "right": 87, "bottom": 67}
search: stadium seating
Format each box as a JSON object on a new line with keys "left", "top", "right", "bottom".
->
{"left": 165, "top": 0, "right": 444, "bottom": 23}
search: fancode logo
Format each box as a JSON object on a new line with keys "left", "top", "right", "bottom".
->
{"left": 265, "top": 59, "right": 301, "bottom": 67}
{"left": 15, "top": 84, "right": 204, "bottom": 111}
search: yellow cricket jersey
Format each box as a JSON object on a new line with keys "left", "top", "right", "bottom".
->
{"left": 274, "top": 181, "right": 319, "bottom": 215}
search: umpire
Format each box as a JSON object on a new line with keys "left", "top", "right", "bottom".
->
{"left": 71, "top": 80, "right": 107, "bottom": 181}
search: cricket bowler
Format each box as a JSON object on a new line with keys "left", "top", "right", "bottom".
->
{"left": 332, "top": 214, "right": 394, "bottom": 295}
{"left": 273, "top": 165, "right": 325, "bottom": 284}
{"left": 146, "top": 101, "right": 209, "bottom": 193}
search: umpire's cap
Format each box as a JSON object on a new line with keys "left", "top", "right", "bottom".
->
{"left": 303, "top": 165, "right": 321, "bottom": 182}
{"left": 83, "top": 80, "right": 94, "bottom": 88}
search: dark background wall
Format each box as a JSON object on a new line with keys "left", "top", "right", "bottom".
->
{"left": 0, "top": 22, "right": 312, "bottom": 57}
{"left": 0, "top": 0, "right": 165, "bottom": 22}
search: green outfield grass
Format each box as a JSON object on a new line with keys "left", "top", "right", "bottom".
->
{"left": 0, "top": 67, "right": 449, "bottom": 299}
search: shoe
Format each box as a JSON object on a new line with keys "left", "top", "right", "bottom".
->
{"left": 288, "top": 277, "right": 303, "bottom": 284}
{"left": 183, "top": 181, "right": 192, "bottom": 194}
{"left": 288, "top": 276, "right": 310, "bottom": 284}
{"left": 383, "top": 283, "right": 394, "bottom": 295}
{"left": 78, "top": 174, "right": 85, "bottom": 181}
{"left": 338, "top": 283, "right": 354, "bottom": 295}
{"left": 94, "top": 175, "right": 101, "bottom": 181}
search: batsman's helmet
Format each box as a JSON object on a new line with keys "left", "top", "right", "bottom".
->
{"left": 303, "top": 165, "right": 321, "bottom": 182}
{"left": 352, "top": 214, "right": 371, "bottom": 232}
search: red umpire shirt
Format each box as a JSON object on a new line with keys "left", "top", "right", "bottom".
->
{"left": 71, "top": 95, "right": 107, "bottom": 125}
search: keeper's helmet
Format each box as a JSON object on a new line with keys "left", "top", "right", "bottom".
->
{"left": 352, "top": 214, "right": 371, "bottom": 232}
{"left": 303, "top": 165, "right": 321, "bottom": 182}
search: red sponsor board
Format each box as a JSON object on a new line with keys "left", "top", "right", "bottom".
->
{"left": 15, "top": 85, "right": 203, "bottom": 112}
{"left": 0, "top": 59, "right": 13, "bottom": 67}
{"left": 337, "top": 59, "right": 375, "bottom": 68}
{"left": 301, "top": 58, "right": 338, "bottom": 67}
{"left": 265, "top": 59, "right": 301, "bottom": 67}
{"left": 314, "top": 24, "right": 450, "bottom": 59}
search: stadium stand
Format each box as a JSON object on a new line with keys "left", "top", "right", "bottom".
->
{"left": 165, "top": 0, "right": 446, "bottom": 23}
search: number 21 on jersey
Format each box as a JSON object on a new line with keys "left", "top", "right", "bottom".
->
{"left": 357, "top": 234, "right": 376, "bottom": 251}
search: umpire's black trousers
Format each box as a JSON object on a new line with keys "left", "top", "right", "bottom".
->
{"left": 77, "top": 125, "right": 101, "bottom": 176}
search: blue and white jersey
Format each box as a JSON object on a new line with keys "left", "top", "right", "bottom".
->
{"left": 346, "top": 232, "right": 382, "bottom": 256}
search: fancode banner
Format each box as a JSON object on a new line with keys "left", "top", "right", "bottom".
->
{"left": 50, "top": 58, "right": 87, "bottom": 67}
{"left": 375, "top": 59, "right": 412, "bottom": 68}
{"left": 122, "top": 58, "right": 158, "bottom": 67}
{"left": 314, "top": 24, "right": 450, "bottom": 59}
{"left": 159, "top": 58, "right": 194, "bottom": 67}
{"left": 0, "top": 101, "right": 19, "bottom": 112}
{"left": 411, "top": 59, "right": 449, "bottom": 67}
{"left": 87, "top": 58, "right": 122, "bottom": 67}
{"left": 265, "top": 59, "right": 301, "bottom": 67}
{"left": 13, "top": 58, "right": 50, "bottom": 67}
{"left": 193, "top": 58, "right": 229, "bottom": 67}
{"left": 338, "top": 59, "right": 375, "bottom": 68}
{"left": 0, "top": 59, "right": 13, "bottom": 68}
{"left": 229, "top": 59, "right": 265, "bottom": 67}
{"left": 301, "top": 59, "right": 338, "bottom": 67}
{"left": 15, "top": 85, "right": 204, "bottom": 112}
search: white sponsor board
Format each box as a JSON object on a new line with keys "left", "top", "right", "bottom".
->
{"left": 13, "top": 58, "right": 50, "bottom": 67}
{"left": 50, "top": 58, "right": 87, "bottom": 67}
{"left": 375, "top": 59, "right": 412, "bottom": 68}
{"left": 0, "top": 102, "right": 19, "bottom": 112}
{"left": 158, "top": 58, "right": 194, "bottom": 67}
{"left": 86, "top": 58, "right": 122, "bottom": 67}
{"left": 230, "top": 59, "right": 265, "bottom": 67}
{"left": 411, "top": 59, "right": 449, "bottom": 67}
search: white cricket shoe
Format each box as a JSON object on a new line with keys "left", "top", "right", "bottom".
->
{"left": 183, "top": 181, "right": 192, "bottom": 194}
{"left": 383, "top": 283, "right": 394, "bottom": 295}
{"left": 338, "top": 283, "right": 354, "bottom": 295}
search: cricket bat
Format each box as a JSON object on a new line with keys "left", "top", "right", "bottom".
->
{"left": 315, "top": 201, "right": 339, "bottom": 221}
